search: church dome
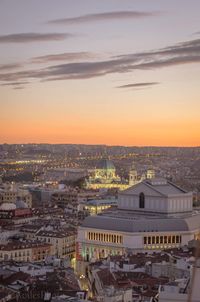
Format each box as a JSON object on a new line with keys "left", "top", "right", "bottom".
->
{"left": 0, "top": 202, "right": 16, "bottom": 211}
{"left": 15, "top": 199, "right": 28, "bottom": 209}
{"left": 96, "top": 159, "right": 115, "bottom": 170}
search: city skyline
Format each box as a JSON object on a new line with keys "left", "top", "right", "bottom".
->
{"left": 1, "top": 0, "right": 200, "bottom": 146}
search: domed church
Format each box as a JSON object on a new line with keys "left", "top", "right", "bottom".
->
{"left": 94, "top": 159, "right": 119, "bottom": 182}
{"left": 87, "top": 159, "right": 156, "bottom": 190}
{"left": 87, "top": 158, "right": 128, "bottom": 190}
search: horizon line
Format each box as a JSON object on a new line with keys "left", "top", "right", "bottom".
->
{"left": 0, "top": 142, "right": 199, "bottom": 148}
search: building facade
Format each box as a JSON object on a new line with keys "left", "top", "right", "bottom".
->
{"left": 36, "top": 229, "right": 76, "bottom": 260}
{"left": 0, "top": 241, "right": 52, "bottom": 262}
{"left": 77, "top": 178, "right": 200, "bottom": 271}
{"left": 0, "top": 183, "right": 32, "bottom": 208}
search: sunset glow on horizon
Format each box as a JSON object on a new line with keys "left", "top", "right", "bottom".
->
{"left": 1, "top": 0, "right": 200, "bottom": 146}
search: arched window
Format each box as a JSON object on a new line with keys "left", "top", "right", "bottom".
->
{"left": 139, "top": 192, "right": 145, "bottom": 208}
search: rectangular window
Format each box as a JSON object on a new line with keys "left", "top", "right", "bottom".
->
{"left": 152, "top": 237, "right": 155, "bottom": 244}
{"left": 164, "top": 236, "right": 167, "bottom": 244}
{"left": 172, "top": 236, "right": 175, "bottom": 243}
{"left": 156, "top": 236, "right": 159, "bottom": 244}
{"left": 144, "top": 237, "right": 147, "bottom": 244}
{"left": 148, "top": 237, "right": 151, "bottom": 244}
{"left": 160, "top": 236, "right": 163, "bottom": 244}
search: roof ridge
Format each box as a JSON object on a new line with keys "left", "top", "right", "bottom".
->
{"left": 166, "top": 180, "right": 188, "bottom": 193}
{"left": 143, "top": 181, "right": 166, "bottom": 197}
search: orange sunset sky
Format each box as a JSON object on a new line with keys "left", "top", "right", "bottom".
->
{"left": 0, "top": 0, "right": 200, "bottom": 146}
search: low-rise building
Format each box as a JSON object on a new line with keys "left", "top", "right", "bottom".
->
{"left": 51, "top": 189, "right": 78, "bottom": 208}
{"left": 0, "top": 202, "right": 37, "bottom": 225}
{"left": 0, "top": 241, "right": 52, "bottom": 262}
{"left": 0, "top": 183, "right": 32, "bottom": 208}
{"left": 159, "top": 253, "right": 200, "bottom": 302}
{"left": 36, "top": 229, "right": 76, "bottom": 259}
{"left": 83, "top": 199, "right": 117, "bottom": 216}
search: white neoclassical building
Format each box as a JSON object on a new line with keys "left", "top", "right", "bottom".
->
{"left": 76, "top": 178, "right": 200, "bottom": 265}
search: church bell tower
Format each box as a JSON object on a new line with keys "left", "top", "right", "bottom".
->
{"left": 129, "top": 163, "right": 138, "bottom": 186}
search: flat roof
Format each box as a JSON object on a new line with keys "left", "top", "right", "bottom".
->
{"left": 81, "top": 211, "right": 200, "bottom": 233}
{"left": 86, "top": 199, "right": 117, "bottom": 206}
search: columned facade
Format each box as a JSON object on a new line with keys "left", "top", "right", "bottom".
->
{"left": 77, "top": 178, "right": 200, "bottom": 271}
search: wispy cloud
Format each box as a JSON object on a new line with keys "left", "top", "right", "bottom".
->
{"left": 13, "top": 86, "right": 25, "bottom": 90}
{"left": 1, "top": 38, "right": 200, "bottom": 87}
{"left": 192, "top": 31, "right": 200, "bottom": 35}
{"left": 48, "top": 10, "right": 161, "bottom": 25}
{"left": 116, "top": 82, "right": 160, "bottom": 89}
{"left": 1, "top": 81, "right": 29, "bottom": 90}
{"left": 31, "top": 52, "right": 98, "bottom": 64}
{"left": 1, "top": 81, "right": 29, "bottom": 86}
{"left": 0, "top": 32, "right": 72, "bottom": 43}
{"left": 0, "top": 63, "right": 23, "bottom": 71}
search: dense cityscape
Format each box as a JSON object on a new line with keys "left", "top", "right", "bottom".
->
{"left": 1, "top": 0, "right": 200, "bottom": 301}
{"left": 0, "top": 144, "right": 200, "bottom": 301}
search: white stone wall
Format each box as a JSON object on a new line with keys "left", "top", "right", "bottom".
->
{"left": 118, "top": 194, "right": 168, "bottom": 213}
{"left": 118, "top": 193, "right": 193, "bottom": 214}
{"left": 168, "top": 195, "right": 193, "bottom": 213}
{"left": 123, "top": 233, "right": 143, "bottom": 249}
{"left": 77, "top": 226, "right": 197, "bottom": 260}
